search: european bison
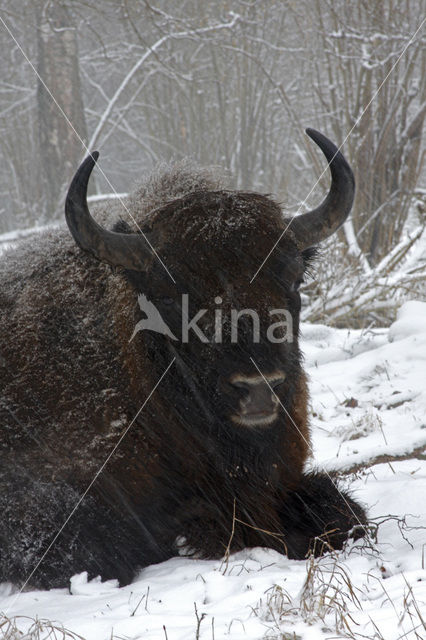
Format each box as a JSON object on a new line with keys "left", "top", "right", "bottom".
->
{"left": 0, "top": 129, "right": 366, "bottom": 589}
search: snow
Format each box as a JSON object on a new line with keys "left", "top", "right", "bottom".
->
{"left": 87, "top": 193, "right": 128, "bottom": 203}
{"left": 388, "top": 300, "right": 426, "bottom": 341}
{"left": 0, "top": 226, "right": 55, "bottom": 257}
{"left": 0, "top": 225, "right": 62, "bottom": 243}
{"left": 307, "top": 301, "right": 426, "bottom": 472}
{"left": 1, "top": 301, "right": 425, "bottom": 639}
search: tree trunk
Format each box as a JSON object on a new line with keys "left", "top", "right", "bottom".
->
{"left": 36, "top": 0, "right": 89, "bottom": 222}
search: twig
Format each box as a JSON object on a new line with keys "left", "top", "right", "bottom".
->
{"left": 220, "top": 497, "right": 236, "bottom": 575}
{"left": 194, "top": 602, "right": 207, "bottom": 640}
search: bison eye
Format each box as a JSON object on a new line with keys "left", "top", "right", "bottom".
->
{"left": 291, "top": 279, "right": 303, "bottom": 292}
{"left": 161, "top": 296, "right": 174, "bottom": 306}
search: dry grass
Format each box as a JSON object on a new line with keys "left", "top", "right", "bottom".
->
{"left": 298, "top": 552, "right": 363, "bottom": 636}
{"left": 250, "top": 512, "right": 426, "bottom": 640}
{"left": 331, "top": 409, "right": 384, "bottom": 443}
{"left": 0, "top": 615, "right": 86, "bottom": 640}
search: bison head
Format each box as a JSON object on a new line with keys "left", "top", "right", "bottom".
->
{"left": 65, "top": 130, "right": 354, "bottom": 457}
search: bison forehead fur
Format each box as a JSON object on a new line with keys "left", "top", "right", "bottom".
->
{"left": 0, "top": 132, "right": 366, "bottom": 589}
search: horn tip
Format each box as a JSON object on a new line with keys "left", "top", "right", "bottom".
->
{"left": 305, "top": 128, "right": 323, "bottom": 143}
{"left": 90, "top": 150, "right": 99, "bottom": 162}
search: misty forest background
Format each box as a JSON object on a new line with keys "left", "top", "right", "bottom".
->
{"left": 0, "top": 0, "right": 425, "bottom": 327}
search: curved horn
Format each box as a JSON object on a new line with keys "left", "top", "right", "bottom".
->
{"left": 65, "top": 152, "right": 151, "bottom": 270}
{"left": 288, "top": 129, "right": 355, "bottom": 249}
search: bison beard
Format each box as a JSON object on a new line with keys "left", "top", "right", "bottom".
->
{"left": 0, "top": 130, "right": 367, "bottom": 589}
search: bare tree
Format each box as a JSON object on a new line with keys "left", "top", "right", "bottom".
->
{"left": 297, "top": 0, "right": 425, "bottom": 266}
{"left": 36, "top": 0, "right": 89, "bottom": 220}
{"left": 0, "top": 0, "right": 424, "bottom": 327}
{"left": 0, "top": 3, "right": 40, "bottom": 231}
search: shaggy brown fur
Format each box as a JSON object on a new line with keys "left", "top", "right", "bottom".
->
{"left": 0, "top": 162, "right": 366, "bottom": 589}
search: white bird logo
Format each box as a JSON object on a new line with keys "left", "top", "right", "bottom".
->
{"left": 129, "top": 294, "right": 178, "bottom": 342}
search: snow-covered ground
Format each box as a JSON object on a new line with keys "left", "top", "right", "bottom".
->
{"left": 1, "top": 302, "right": 425, "bottom": 640}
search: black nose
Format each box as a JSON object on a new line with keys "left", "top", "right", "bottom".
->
{"left": 229, "top": 374, "right": 285, "bottom": 417}
{"left": 243, "top": 382, "right": 279, "bottom": 415}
